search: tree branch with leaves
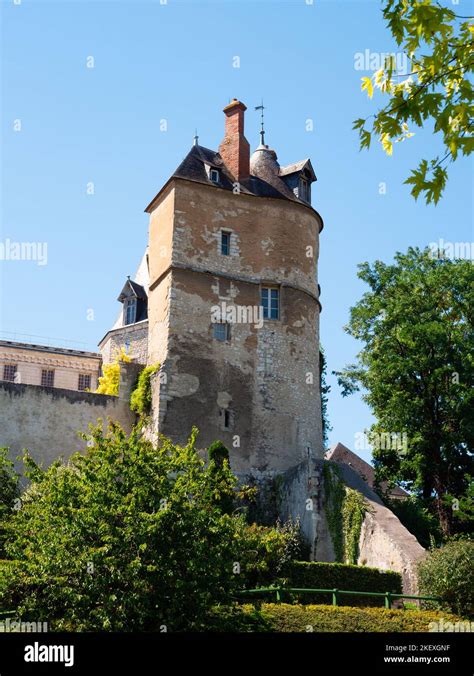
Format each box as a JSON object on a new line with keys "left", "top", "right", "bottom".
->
{"left": 355, "top": 0, "right": 473, "bottom": 204}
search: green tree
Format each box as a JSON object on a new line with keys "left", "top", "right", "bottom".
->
{"left": 0, "top": 425, "right": 302, "bottom": 630}
{"left": 0, "top": 448, "right": 19, "bottom": 557}
{"left": 418, "top": 538, "right": 474, "bottom": 617}
{"left": 335, "top": 248, "right": 474, "bottom": 536}
{"left": 355, "top": 0, "right": 473, "bottom": 203}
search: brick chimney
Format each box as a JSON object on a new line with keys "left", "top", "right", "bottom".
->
{"left": 218, "top": 99, "right": 250, "bottom": 182}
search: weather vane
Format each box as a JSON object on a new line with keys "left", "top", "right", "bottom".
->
{"left": 255, "top": 100, "right": 266, "bottom": 146}
{"left": 193, "top": 128, "right": 199, "bottom": 146}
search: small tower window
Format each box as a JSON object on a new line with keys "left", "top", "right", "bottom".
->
{"left": 213, "top": 322, "right": 230, "bottom": 342}
{"left": 210, "top": 169, "right": 220, "bottom": 183}
{"left": 220, "top": 408, "right": 232, "bottom": 430}
{"left": 261, "top": 286, "right": 280, "bottom": 320}
{"left": 124, "top": 298, "right": 137, "bottom": 325}
{"left": 221, "top": 231, "right": 231, "bottom": 256}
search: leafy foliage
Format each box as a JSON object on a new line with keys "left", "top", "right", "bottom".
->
{"left": 385, "top": 496, "right": 442, "bottom": 549}
{"left": 95, "top": 348, "right": 131, "bottom": 396}
{"left": 319, "top": 348, "right": 332, "bottom": 449}
{"left": 418, "top": 539, "right": 474, "bottom": 618}
{"left": 130, "top": 363, "right": 160, "bottom": 415}
{"left": 356, "top": 0, "right": 473, "bottom": 203}
{"left": 323, "top": 463, "right": 368, "bottom": 563}
{"left": 335, "top": 248, "right": 474, "bottom": 536}
{"left": 0, "top": 448, "right": 19, "bottom": 557}
{"left": 0, "top": 424, "right": 304, "bottom": 630}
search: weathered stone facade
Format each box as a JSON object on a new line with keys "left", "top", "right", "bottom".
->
{"left": 99, "top": 320, "right": 149, "bottom": 365}
{"left": 146, "top": 175, "right": 323, "bottom": 473}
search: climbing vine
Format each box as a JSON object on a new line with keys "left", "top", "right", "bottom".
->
{"left": 130, "top": 363, "right": 160, "bottom": 415}
{"left": 323, "top": 463, "right": 346, "bottom": 562}
{"left": 342, "top": 487, "right": 367, "bottom": 565}
{"left": 323, "top": 462, "right": 368, "bottom": 565}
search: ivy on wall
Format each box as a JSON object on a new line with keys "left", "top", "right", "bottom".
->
{"left": 323, "top": 462, "right": 368, "bottom": 565}
{"left": 130, "top": 363, "right": 160, "bottom": 415}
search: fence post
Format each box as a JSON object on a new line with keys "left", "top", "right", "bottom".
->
{"left": 384, "top": 592, "right": 392, "bottom": 610}
{"left": 332, "top": 589, "right": 338, "bottom": 606}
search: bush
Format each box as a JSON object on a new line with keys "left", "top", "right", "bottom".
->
{"left": 237, "top": 521, "right": 307, "bottom": 589}
{"left": 95, "top": 348, "right": 131, "bottom": 396}
{"left": 280, "top": 561, "right": 402, "bottom": 607}
{"left": 229, "top": 603, "right": 461, "bottom": 633}
{"left": 418, "top": 539, "right": 474, "bottom": 618}
{"left": 207, "top": 440, "right": 230, "bottom": 466}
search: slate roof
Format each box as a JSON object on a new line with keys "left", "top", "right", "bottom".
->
{"left": 117, "top": 278, "right": 147, "bottom": 302}
{"left": 279, "top": 158, "right": 316, "bottom": 181}
{"left": 145, "top": 144, "right": 319, "bottom": 212}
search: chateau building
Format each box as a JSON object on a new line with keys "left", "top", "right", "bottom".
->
{"left": 102, "top": 99, "right": 325, "bottom": 473}
{"left": 0, "top": 340, "right": 101, "bottom": 392}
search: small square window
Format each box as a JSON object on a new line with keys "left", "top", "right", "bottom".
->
{"left": 221, "top": 231, "right": 231, "bottom": 256}
{"left": 78, "top": 374, "right": 91, "bottom": 391}
{"left": 210, "top": 169, "right": 220, "bottom": 183}
{"left": 261, "top": 286, "right": 280, "bottom": 320}
{"left": 3, "top": 364, "right": 17, "bottom": 382}
{"left": 213, "top": 322, "right": 230, "bottom": 341}
{"left": 41, "top": 369, "right": 55, "bottom": 387}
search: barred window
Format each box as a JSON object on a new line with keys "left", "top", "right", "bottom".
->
{"left": 3, "top": 364, "right": 17, "bottom": 382}
{"left": 41, "top": 369, "right": 55, "bottom": 387}
{"left": 78, "top": 373, "right": 91, "bottom": 391}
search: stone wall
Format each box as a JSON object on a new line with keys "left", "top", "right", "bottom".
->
{"left": 0, "top": 364, "right": 137, "bottom": 472}
{"left": 99, "top": 321, "right": 149, "bottom": 365}
{"left": 335, "top": 462, "right": 426, "bottom": 594}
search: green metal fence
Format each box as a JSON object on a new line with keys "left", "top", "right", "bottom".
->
{"left": 237, "top": 586, "right": 441, "bottom": 610}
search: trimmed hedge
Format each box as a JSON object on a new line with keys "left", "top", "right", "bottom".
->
{"left": 278, "top": 561, "right": 402, "bottom": 607}
{"left": 208, "top": 603, "right": 463, "bottom": 633}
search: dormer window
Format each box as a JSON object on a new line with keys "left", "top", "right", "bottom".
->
{"left": 210, "top": 168, "right": 220, "bottom": 184}
{"left": 124, "top": 298, "right": 137, "bottom": 325}
{"left": 118, "top": 278, "right": 148, "bottom": 327}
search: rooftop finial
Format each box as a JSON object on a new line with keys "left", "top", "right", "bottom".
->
{"left": 255, "top": 99, "right": 266, "bottom": 146}
{"left": 193, "top": 129, "right": 199, "bottom": 146}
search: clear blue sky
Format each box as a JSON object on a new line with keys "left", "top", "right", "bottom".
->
{"left": 1, "top": 0, "right": 472, "bottom": 463}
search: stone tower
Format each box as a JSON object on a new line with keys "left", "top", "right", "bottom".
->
{"left": 145, "top": 99, "right": 324, "bottom": 475}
